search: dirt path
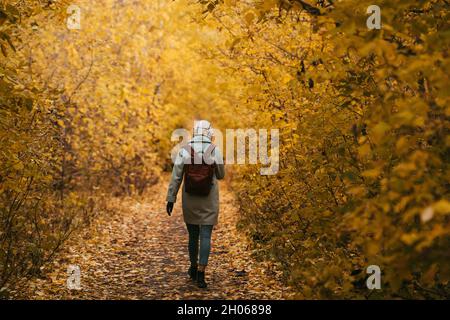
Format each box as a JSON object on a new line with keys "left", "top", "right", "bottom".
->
{"left": 12, "top": 174, "right": 294, "bottom": 299}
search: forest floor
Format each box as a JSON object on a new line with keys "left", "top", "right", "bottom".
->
{"left": 12, "top": 174, "right": 295, "bottom": 299}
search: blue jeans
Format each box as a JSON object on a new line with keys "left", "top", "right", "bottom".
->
{"left": 186, "top": 224, "right": 214, "bottom": 266}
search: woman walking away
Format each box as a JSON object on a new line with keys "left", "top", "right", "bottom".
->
{"left": 166, "top": 120, "right": 225, "bottom": 288}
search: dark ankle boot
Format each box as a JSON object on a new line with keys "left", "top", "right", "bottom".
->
{"left": 197, "top": 271, "right": 207, "bottom": 288}
{"left": 188, "top": 265, "right": 198, "bottom": 281}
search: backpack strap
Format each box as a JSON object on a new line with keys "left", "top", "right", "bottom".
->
{"left": 182, "top": 144, "right": 202, "bottom": 165}
{"left": 182, "top": 143, "right": 216, "bottom": 165}
{"left": 203, "top": 144, "right": 216, "bottom": 165}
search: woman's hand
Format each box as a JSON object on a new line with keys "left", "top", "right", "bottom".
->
{"left": 166, "top": 202, "right": 174, "bottom": 216}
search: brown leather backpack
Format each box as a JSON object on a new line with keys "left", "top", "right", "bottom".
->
{"left": 183, "top": 144, "right": 216, "bottom": 196}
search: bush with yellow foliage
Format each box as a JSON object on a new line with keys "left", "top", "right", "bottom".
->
{"left": 1, "top": 0, "right": 448, "bottom": 299}
{"left": 202, "top": 0, "right": 449, "bottom": 298}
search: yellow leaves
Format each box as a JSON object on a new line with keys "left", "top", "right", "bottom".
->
{"left": 227, "top": 37, "right": 241, "bottom": 51}
{"left": 400, "top": 232, "right": 420, "bottom": 246}
{"left": 121, "top": 143, "right": 136, "bottom": 161}
{"left": 300, "top": 286, "right": 312, "bottom": 298}
{"left": 445, "top": 105, "right": 450, "bottom": 117}
{"left": 413, "top": 116, "right": 425, "bottom": 127}
{"left": 361, "top": 168, "right": 381, "bottom": 179}
{"left": 358, "top": 143, "right": 371, "bottom": 158}
{"left": 421, "top": 264, "right": 438, "bottom": 284}
{"left": 282, "top": 73, "right": 293, "bottom": 84}
{"left": 416, "top": 224, "right": 447, "bottom": 252}
{"left": 0, "top": 0, "right": 447, "bottom": 300}
{"left": 395, "top": 195, "right": 411, "bottom": 213}
{"left": 244, "top": 11, "right": 256, "bottom": 26}
{"left": 261, "top": 0, "right": 278, "bottom": 11}
{"left": 395, "top": 136, "right": 409, "bottom": 155}
{"left": 393, "top": 161, "right": 416, "bottom": 178}
{"left": 223, "top": 0, "right": 237, "bottom": 6}
{"left": 392, "top": 107, "right": 426, "bottom": 128}
{"left": 432, "top": 199, "right": 450, "bottom": 215}
{"left": 347, "top": 186, "right": 366, "bottom": 197}
{"left": 410, "top": 150, "right": 429, "bottom": 164}
{"left": 393, "top": 110, "right": 415, "bottom": 127}
{"left": 370, "top": 121, "right": 390, "bottom": 145}
{"left": 366, "top": 241, "right": 380, "bottom": 256}
{"left": 13, "top": 161, "right": 24, "bottom": 171}
{"left": 215, "top": 0, "right": 450, "bottom": 299}
{"left": 0, "top": 42, "right": 7, "bottom": 57}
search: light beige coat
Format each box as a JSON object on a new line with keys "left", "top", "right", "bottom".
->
{"left": 166, "top": 135, "right": 225, "bottom": 225}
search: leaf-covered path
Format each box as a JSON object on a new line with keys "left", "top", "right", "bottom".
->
{"left": 13, "top": 174, "right": 294, "bottom": 299}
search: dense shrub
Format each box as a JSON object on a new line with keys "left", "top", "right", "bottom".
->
{"left": 199, "top": 0, "right": 450, "bottom": 298}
